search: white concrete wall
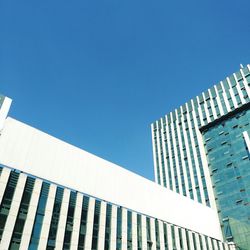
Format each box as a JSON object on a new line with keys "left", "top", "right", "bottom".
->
{"left": 0, "top": 117, "right": 223, "bottom": 240}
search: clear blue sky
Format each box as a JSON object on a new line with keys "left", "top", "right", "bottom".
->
{"left": 1, "top": 1, "right": 250, "bottom": 180}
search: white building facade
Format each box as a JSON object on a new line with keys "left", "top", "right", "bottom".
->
{"left": 0, "top": 96, "right": 235, "bottom": 249}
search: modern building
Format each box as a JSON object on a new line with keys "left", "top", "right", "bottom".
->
{"left": 0, "top": 99, "right": 235, "bottom": 248}
{"left": 151, "top": 64, "right": 250, "bottom": 249}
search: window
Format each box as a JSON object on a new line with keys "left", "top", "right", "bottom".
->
{"left": 29, "top": 181, "right": 50, "bottom": 250}
{"left": 10, "top": 177, "right": 35, "bottom": 249}
{"left": 63, "top": 191, "right": 77, "bottom": 249}
{"left": 0, "top": 172, "right": 20, "bottom": 242}
{"left": 77, "top": 196, "right": 89, "bottom": 250}
{"left": 46, "top": 187, "right": 64, "bottom": 249}
{"left": 91, "top": 200, "right": 101, "bottom": 250}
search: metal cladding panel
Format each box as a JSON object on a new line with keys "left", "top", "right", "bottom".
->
{"left": 0, "top": 96, "right": 12, "bottom": 130}
{"left": 0, "top": 117, "right": 223, "bottom": 240}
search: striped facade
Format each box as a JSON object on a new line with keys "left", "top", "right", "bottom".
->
{"left": 0, "top": 165, "right": 235, "bottom": 250}
{"left": 151, "top": 64, "right": 250, "bottom": 210}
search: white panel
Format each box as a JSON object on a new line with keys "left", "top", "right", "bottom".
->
{"left": 214, "top": 85, "right": 225, "bottom": 116}
{"left": 0, "top": 96, "right": 12, "bottom": 130}
{"left": 174, "top": 226, "right": 181, "bottom": 250}
{"left": 158, "top": 221, "right": 165, "bottom": 250}
{"left": 156, "top": 120, "right": 164, "bottom": 186}
{"left": 202, "top": 93, "right": 211, "bottom": 123}
{"left": 235, "top": 81, "right": 246, "bottom": 104}
{"left": 220, "top": 82, "right": 231, "bottom": 112}
{"left": 187, "top": 231, "right": 195, "bottom": 250}
{"left": 131, "top": 212, "right": 138, "bottom": 250}
{"left": 181, "top": 104, "right": 196, "bottom": 200}
{"left": 243, "top": 131, "right": 250, "bottom": 153}
{"left": 228, "top": 242, "right": 237, "bottom": 250}
{"left": 55, "top": 188, "right": 71, "bottom": 249}
{"left": 0, "top": 173, "right": 27, "bottom": 249}
{"left": 226, "top": 77, "right": 238, "bottom": 109}
{"left": 110, "top": 205, "right": 117, "bottom": 250}
{"left": 231, "top": 74, "right": 246, "bottom": 105}
{"left": 208, "top": 89, "right": 218, "bottom": 119}
{"left": 185, "top": 102, "right": 199, "bottom": 202}
{"left": 149, "top": 218, "right": 156, "bottom": 250}
{"left": 0, "top": 118, "right": 223, "bottom": 240}
{"left": 180, "top": 228, "right": 188, "bottom": 250}
{"left": 0, "top": 167, "right": 11, "bottom": 204}
{"left": 70, "top": 192, "right": 83, "bottom": 250}
{"left": 84, "top": 197, "right": 95, "bottom": 250}
{"left": 218, "top": 241, "right": 223, "bottom": 250}
{"left": 151, "top": 124, "right": 159, "bottom": 184}
{"left": 141, "top": 215, "right": 147, "bottom": 250}
{"left": 200, "top": 235, "right": 208, "bottom": 250}
{"left": 229, "top": 88, "right": 238, "bottom": 108}
{"left": 170, "top": 111, "right": 183, "bottom": 194}
{"left": 195, "top": 115, "right": 217, "bottom": 210}
{"left": 166, "top": 224, "right": 173, "bottom": 250}
{"left": 38, "top": 184, "right": 57, "bottom": 250}
{"left": 230, "top": 88, "right": 238, "bottom": 107}
{"left": 190, "top": 98, "right": 207, "bottom": 205}
{"left": 207, "top": 237, "right": 213, "bottom": 250}
{"left": 19, "top": 178, "right": 42, "bottom": 249}
{"left": 196, "top": 96, "right": 205, "bottom": 127}
{"left": 176, "top": 107, "right": 190, "bottom": 198}
{"left": 160, "top": 119, "right": 170, "bottom": 188}
{"left": 224, "top": 242, "right": 230, "bottom": 250}
{"left": 165, "top": 115, "right": 176, "bottom": 192}
{"left": 212, "top": 239, "right": 219, "bottom": 250}
{"left": 121, "top": 207, "right": 127, "bottom": 250}
{"left": 240, "top": 71, "right": 250, "bottom": 99}
{"left": 194, "top": 233, "right": 201, "bottom": 250}
{"left": 97, "top": 201, "right": 107, "bottom": 250}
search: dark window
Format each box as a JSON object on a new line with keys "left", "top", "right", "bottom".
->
{"left": 77, "top": 196, "right": 89, "bottom": 250}
{"left": 116, "top": 207, "right": 122, "bottom": 250}
{"left": 46, "top": 187, "right": 64, "bottom": 249}
{"left": 91, "top": 200, "right": 101, "bottom": 250}
{"left": 104, "top": 204, "right": 112, "bottom": 250}
{"left": 0, "top": 171, "right": 20, "bottom": 241}
{"left": 28, "top": 181, "right": 50, "bottom": 249}
{"left": 137, "top": 215, "right": 142, "bottom": 250}
{"left": 127, "top": 211, "right": 132, "bottom": 249}
{"left": 63, "top": 191, "right": 77, "bottom": 249}
{"left": 9, "top": 177, "right": 35, "bottom": 249}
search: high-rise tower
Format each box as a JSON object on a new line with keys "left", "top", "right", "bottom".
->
{"left": 151, "top": 65, "right": 250, "bottom": 248}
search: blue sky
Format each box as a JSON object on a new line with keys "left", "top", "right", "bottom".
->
{"left": 1, "top": 0, "right": 250, "bottom": 180}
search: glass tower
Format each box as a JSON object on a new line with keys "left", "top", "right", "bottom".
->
{"left": 152, "top": 64, "right": 250, "bottom": 248}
